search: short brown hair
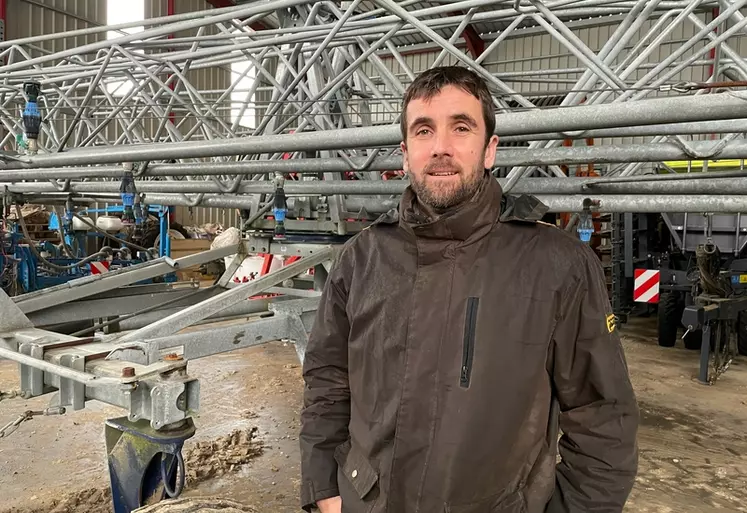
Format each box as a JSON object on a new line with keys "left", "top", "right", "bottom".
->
{"left": 400, "top": 66, "right": 496, "bottom": 146}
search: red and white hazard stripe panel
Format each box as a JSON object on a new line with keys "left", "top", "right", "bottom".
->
{"left": 633, "top": 269, "right": 660, "bottom": 303}
{"left": 90, "top": 261, "right": 110, "bottom": 274}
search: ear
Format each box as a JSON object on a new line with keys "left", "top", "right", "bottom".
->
{"left": 483, "top": 135, "right": 499, "bottom": 169}
{"left": 400, "top": 141, "right": 409, "bottom": 173}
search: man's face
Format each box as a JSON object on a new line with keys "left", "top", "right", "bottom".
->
{"left": 401, "top": 85, "right": 498, "bottom": 210}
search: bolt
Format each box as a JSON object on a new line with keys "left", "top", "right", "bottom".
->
{"left": 122, "top": 367, "right": 135, "bottom": 378}
{"left": 164, "top": 353, "right": 183, "bottom": 361}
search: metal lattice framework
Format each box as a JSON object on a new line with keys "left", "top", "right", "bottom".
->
{"left": 1, "top": 0, "right": 747, "bottom": 218}
{"left": 1, "top": 3, "right": 747, "bottom": 501}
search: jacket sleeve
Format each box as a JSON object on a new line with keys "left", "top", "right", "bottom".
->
{"left": 546, "top": 244, "right": 640, "bottom": 513}
{"left": 299, "top": 248, "right": 353, "bottom": 511}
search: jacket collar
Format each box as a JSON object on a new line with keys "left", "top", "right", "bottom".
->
{"left": 398, "top": 173, "right": 503, "bottom": 242}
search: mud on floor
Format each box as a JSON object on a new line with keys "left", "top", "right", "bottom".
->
{"left": 0, "top": 427, "right": 264, "bottom": 513}
{"left": 0, "top": 342, "right": 302, "bottom": 513}
{"left": 133, "top": 498, "right": 259, "bottom": 513}
{"left": 2, "top": 321, "right": 747, "bottom": 512}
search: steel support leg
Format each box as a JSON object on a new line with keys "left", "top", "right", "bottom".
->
{"left": 698, "top": 323, "right": 712, "bottom": 384}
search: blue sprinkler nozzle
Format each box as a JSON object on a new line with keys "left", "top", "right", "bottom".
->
{"left": 22, "top": 82, "right": 42, "bottom": 153}
{"left": 120, "top": 171, "right": 137, "bottom": 225}
{"left": 64, "top": 199, "right": 74, "bottom": 234}
{"left": 577, "top": 211, "right": 594, "bottom": 243}
{"left": 273, "top": 186, "right": 287, "bottom": 239}
{"left": 134, "top": 201, "right": 144, "bottom": 227}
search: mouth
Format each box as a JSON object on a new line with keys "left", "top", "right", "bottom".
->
{"left": 427, "top": 171, "right": 458, "bottom": 177}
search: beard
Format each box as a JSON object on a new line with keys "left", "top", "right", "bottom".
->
{"left": 408, "top": 155, "right": 485, "bottom": 210}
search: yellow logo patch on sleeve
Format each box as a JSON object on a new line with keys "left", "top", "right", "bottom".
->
{"left": 606, "top": 314, "right": 616, "bottom": 333}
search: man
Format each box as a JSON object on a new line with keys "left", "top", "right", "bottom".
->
{"left": 299, "top": 66, "right": 639, "bottom": 513}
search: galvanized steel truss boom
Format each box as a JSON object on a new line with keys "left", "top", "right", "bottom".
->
{"left": 0, "top": 0, "right": 746, "bottom": 216}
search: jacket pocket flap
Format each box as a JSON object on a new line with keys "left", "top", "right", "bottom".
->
{"left": 334, "top": 440, "right": 378, "bottom": 499}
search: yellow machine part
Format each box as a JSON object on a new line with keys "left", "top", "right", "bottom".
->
{"left": 662, "top": 159, "right": 745, "bottom": 172}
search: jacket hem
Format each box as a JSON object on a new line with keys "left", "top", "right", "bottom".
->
{"left": 301, "top": 486, "right": 340, "bottom": 512}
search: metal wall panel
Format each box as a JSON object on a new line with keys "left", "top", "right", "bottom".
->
{"left": 6, "top": 0, "right": 106, "bottom": 45}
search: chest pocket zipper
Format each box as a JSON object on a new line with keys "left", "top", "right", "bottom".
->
{"left": 460, "top": 297, "right": 479, "bottom": 388}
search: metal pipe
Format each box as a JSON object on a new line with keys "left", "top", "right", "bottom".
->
{"left": 253, "top": 0, "right": 363, "bottom": 135}
{"left": 629, "top": 14, "right": 747, "bottom": 99}
{"left": 536, "top": 195, "right": 747, "bottom": 213}
{"left": 4, "top": 139, "right": 747, "bottom": 188}
{"left": 372, "top": 0, "right": 534, "bottom": 108}
{"left": 0, "top": 2, "right": 721, "bottom": 75}
{"left": 501, "top": 0, "right": 672, "bottom": 186}
{"left": 265, "top": 22, "right": 405, "bottom": 136}
{"left": 688, "top": 13, "right": 747, "bottom": 80}
{"left": 0, "top": 0, "right": 254, "bottom": 49}
{"left": 0, "top": 0, "right": 311, "bottom": 70}
{"left": 528, "top": 5, "right": 628, "bottom": 92}
{"left": 490, "top": 138, "right": 747, "bottom": 167}
{"left": 0, "top": 346, "right": 122, "bottom": 388}
{"left": 620, "top": 0, "right": 747, "bottom": 102}
{"left": 146, "top": 175, "right": 747, "bottom": 197}
{"left": 2, "top": 118, "right": 747, "bottom": 180}
{"left": 115, "top": 298, "right": 274, "bottom": 332}
{"left": 56, "top": 47, "right": 115, "bottom": 152}
{"left": 561, "top": 0, "right": 660, "bottom": 106}
{"left": 12, "top": 256, "right": 173, "bottom": 302}
{"left": 512, "top": 119, "right": 747, "bottom": 141}
{"left": 3, "top": 91, "right": 747, "bottom": 169}
{"left": 114, "top": 192, "right": 747, "bottom": 214}
{"left": 117, "top": 247, "right": 337, "bottom": 342}
{"left": 509, "top": 176, "right": 747, "bottom": 195}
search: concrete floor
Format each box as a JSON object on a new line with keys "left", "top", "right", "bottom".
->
{"left": 1, "top": 317, "right": 746, "bottom": 512}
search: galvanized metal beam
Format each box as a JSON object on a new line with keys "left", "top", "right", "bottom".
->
{"left": 116, "top": 246, "right": 337, "bottom": 342}
{"left": 14, "top": 245, "right": 238, "bottom": 314}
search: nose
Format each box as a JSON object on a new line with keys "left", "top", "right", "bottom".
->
{"left": 431, "top": 130, "right": 453, "bottom": 158}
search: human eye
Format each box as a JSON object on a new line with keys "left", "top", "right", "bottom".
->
{"left": 415, "top": 127, "right": 431, "bottom": 136}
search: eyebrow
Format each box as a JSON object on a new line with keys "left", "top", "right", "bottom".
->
{"left": 409, "top": 116, "right": 434, "bottom": 132}
{"left": 451, "top": 113, "right": 478, "bottom": 128}
{"left": 409, "top": 114, "right": 478, "bottom": 132}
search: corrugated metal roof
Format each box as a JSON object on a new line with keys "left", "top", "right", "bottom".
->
{"left": 471, "top": 20, "right": 511, "bottom": 37}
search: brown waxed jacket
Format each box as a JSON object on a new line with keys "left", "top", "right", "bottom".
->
{"left": 299, "top": 175, "right": 639, "bottom": 513}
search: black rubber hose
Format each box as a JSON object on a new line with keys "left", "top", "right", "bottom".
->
{"left": 14, "top": 205, "right": 111, "bottom": 273}
{"left": 160, "top": 451, "right": 185, "bottom": 498}
{"left": 696, "top": 243, "right": 727, "bottom": 297}
{"left": 52, "top": 207, "right": 77, "bottom": 259}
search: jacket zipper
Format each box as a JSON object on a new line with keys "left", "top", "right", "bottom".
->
{"left": 460, "top": 297, "right": 479, "bottom": 388}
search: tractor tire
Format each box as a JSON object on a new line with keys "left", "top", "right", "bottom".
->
{"left": 657, "top": 291, "right": 682, "bottom": 348}
{"left": 738, "top": 311, "right": 747, "bottom": 356}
